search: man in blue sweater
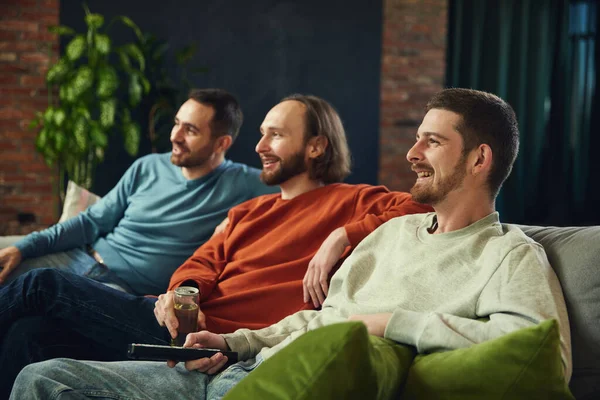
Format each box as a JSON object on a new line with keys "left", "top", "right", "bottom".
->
{"left": 0, "top": 88, "right": 277, "bottom": 296}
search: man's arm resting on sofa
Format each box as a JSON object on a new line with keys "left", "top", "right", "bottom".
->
{"left": 380, "top": 244, "right": 572, "bottom": 382}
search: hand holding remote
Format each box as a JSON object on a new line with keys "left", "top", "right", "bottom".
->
{"left": 174, "top": 330, "right": 231, "bottom": 374}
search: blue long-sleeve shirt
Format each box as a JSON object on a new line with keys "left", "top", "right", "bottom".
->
{"left": 15, "top": 153, "right": 277, "bottom": 295}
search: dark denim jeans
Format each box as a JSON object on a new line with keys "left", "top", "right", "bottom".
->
{"left": 0, "top": 268, "right": 171, "bottom": 398}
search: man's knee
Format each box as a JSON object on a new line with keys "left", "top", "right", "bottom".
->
{"left": 2, "top": 317, "right": 79, "bottom": 362}
{"left": 20, "top": 267, "right": 75, "bottom": 288}
{"left": 11, "top": 359, "right": 70, "bottom": 399}
{"left": 21, "top": 267, "right": 60, "bottom": 282}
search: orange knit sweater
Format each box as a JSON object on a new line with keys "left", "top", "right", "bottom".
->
{"left": 168, "top": 183, "right": 431, "bottom": 333}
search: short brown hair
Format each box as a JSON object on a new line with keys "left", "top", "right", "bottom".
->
{"left": 426, "top": 88, "right": 519, "bottom": 198}
{"left": 280, "top": 94, "right": 351, "bottom": 183}
{"left": 188, "top": 88, "right": 243, "bottom": 142}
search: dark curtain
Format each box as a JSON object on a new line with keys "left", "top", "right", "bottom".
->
{"left": 447, "top": 0, "right": 598, "bottom": 226}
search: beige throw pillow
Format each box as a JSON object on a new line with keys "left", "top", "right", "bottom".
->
{"left": 58, "top": 181, "right": 102, "bottom": 223}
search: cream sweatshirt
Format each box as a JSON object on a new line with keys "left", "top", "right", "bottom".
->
{"left": 222, "top": 212, "right": 572, "bottom": 382}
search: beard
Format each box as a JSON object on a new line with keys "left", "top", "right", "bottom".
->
{"left": 410, "top": 156, "right": 467, "bottom": 205}
{"left": 170, "top": 142, "right": 214, "bottom": 168}
{"left": 260, "top": 150, "right": 308, "bottom": 185}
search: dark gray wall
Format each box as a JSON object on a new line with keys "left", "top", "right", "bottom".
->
{"left": 61, "top": 0, "right": 383, "bottom": 195}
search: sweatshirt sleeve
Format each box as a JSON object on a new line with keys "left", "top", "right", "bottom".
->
{"left": 222, "top": 309, "right": 320, "bottom": 360}
{"left": 383, "top": 243, "right": 572, "bottom": 382}
{"left": 344, "top": 187, "right": 432, "bottom": 247}
{"left": 14, "top": 162, "right": 136, "bottom": 259}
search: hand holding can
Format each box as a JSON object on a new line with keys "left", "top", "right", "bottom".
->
{"left": 172, "top": 286, "right": 200, "bottom": 346}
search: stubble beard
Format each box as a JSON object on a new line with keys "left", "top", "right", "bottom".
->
{"left": 170, "top": 143, "right": 215, "bottom": 169}
{"left": 410, "top": 157, "right": 468, "bottom": 205}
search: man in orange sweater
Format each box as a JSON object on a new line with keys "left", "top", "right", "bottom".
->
{"left": 0, "top": 94, "right": 430, "bottom": 395}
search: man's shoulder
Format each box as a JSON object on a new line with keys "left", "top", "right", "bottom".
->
{"left": 320, "top": 183, "right": 392, "bottom": 196}
{"left": 218, "top": 160, "right": 262, "bottom": 179}
{"left": 499, "top": 223, "right": 536, "bottom": 241}
{"left": 136, "top": 152, "right": 170, "bottom": 163}
{"left": 229, "top": 191, "right": 280, "bottom": 213}
{"left": 499, "top": 224, "right": 545, "bottom": 250}
{"left": 223, "top": 160, "right": 261, "bottom": 172}
{"left": 128, "top": 152, "right": 171, "bottom": 170}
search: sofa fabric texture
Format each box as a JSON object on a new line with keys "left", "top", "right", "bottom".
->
{"left": 517, "top": 225, "right": 600, "bottom": 400}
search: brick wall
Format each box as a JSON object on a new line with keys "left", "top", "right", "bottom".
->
{"left": 0, "top": 0, "right": 60, "bottom": 235}
{"left": 379, "top": 0, "right": 447, "bottom": 191}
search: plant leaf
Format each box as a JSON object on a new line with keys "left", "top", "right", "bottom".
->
{"left": 71, "top": 65, "right": 94, "bottom": 97}
{"left": 123, "top": 121, "right": 140, "bottom": 156}
{"left": 75, "top": 106, "right": 91, "bottom": 120}
{"left": 99, "top": 99, "right": 116, "bottom": 128}
{"left": 46, "top": 58, "right": 70, "bottom": 83}
{"left": 43, "top": 107, "right": 55, "bottom": 124}
{"left": 73, "top": 117, "right": 88, "bottom": 152}
{"left": 151, "top": 42, "right": 169, "bottom": 61}
{"left": 90, "top": 123, "right": 108, "bottom": 147}
{"left": 115, "top": 15, "right": 144, "bottom": 42}
{"left": 36, "top": 127, "right": 48, "bottom": 149}
{"left": 96, "top": 65, "right": 119, "bottom": 98}
{"left": 85, "top": 13, "right": 104, "bottom": 29}
{"left": 55, "top": 131, "right": 67, "bottom": 151}
{"left": 54, "top": 109, "right": 66, "bottom": 126}
{"left": 175, "top": 44, "right": 196, "bottom": 64}
{"left": 128, "top": 74, "right": 142, "bottom": 106}
{"left": 66, "top": 35, "right": 86, "bottom": 61}
{"left": 124, "top": 43, "right": 145, "bottom": 71}
{"left": 123, "top": 122, "right": 140, "bottom": 157}
{"left": 139, "top": 75, "right": 151, "bottom": 93}
{"left": 28, "top": 118, "right": 40, "bottom": 130}
{"left": 116, "top": 48, "right": 131, "bottom": 70}
{"left": 95, "top": 34, "right": 111, "bottom": 55}
{"left": 48, "top": 25, "right": 76, "bottom": 36}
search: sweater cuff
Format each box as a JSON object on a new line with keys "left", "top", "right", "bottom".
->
{"left": 344, "top": 221, "right": 366, "bottom": 247}
{"left": 222, "top": 332, "right": 254, "bottom": 361}
{"left": 13, "top": 235, "right": 36, "bottom": 259}
{"left": 384, "top": 308, "right": 430, "bottom": 349}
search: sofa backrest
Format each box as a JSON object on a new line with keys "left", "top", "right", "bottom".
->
{"left": 515, "top": 224, "right": 600, "bottom": 400}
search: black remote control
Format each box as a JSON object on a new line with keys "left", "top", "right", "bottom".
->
{"left": 127, "top": 343, "right": 238, "bottom": 366}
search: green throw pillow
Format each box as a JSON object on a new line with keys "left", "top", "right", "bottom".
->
{"left": 401, "top": 319, "right": 574, "bottom": 400}
{"left": 224, "top": 322, "right": 416, "bottom": 400}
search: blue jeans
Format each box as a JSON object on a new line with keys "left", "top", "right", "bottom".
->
{"left": 11, "top": 356, "right": 263, "bottom": 399}
{"left": 0, "top": 268, "right": 171, "bottom": 398}
{"left": 0, "top": 237, "right": 132, "bottom": 293}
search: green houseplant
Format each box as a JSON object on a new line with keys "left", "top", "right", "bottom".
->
{"left": 31, "top": 4, "right": 150, "bottom": 193}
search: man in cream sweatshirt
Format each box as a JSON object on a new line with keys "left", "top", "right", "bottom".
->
{"left": 11, "top": 88, "right": 571, "bottom": 399}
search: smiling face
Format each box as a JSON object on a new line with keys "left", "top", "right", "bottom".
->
{"left": 406, "top": 108, "right": 469, "bottom": 206}
{"left": 170, "top": 99, "right": 217, "bottom": 169}
{"left": 256, "top": 100, "right": 310, "bottom": 185}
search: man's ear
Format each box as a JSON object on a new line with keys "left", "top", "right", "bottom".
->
{"left": 470, "top": 144, "right": 492, "bottom": 177}
{"left": 214, "top": 135, "right": 233, "bottom": 154}
{"left": 307, "top": 135, "right": 328, "bottom": 159}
